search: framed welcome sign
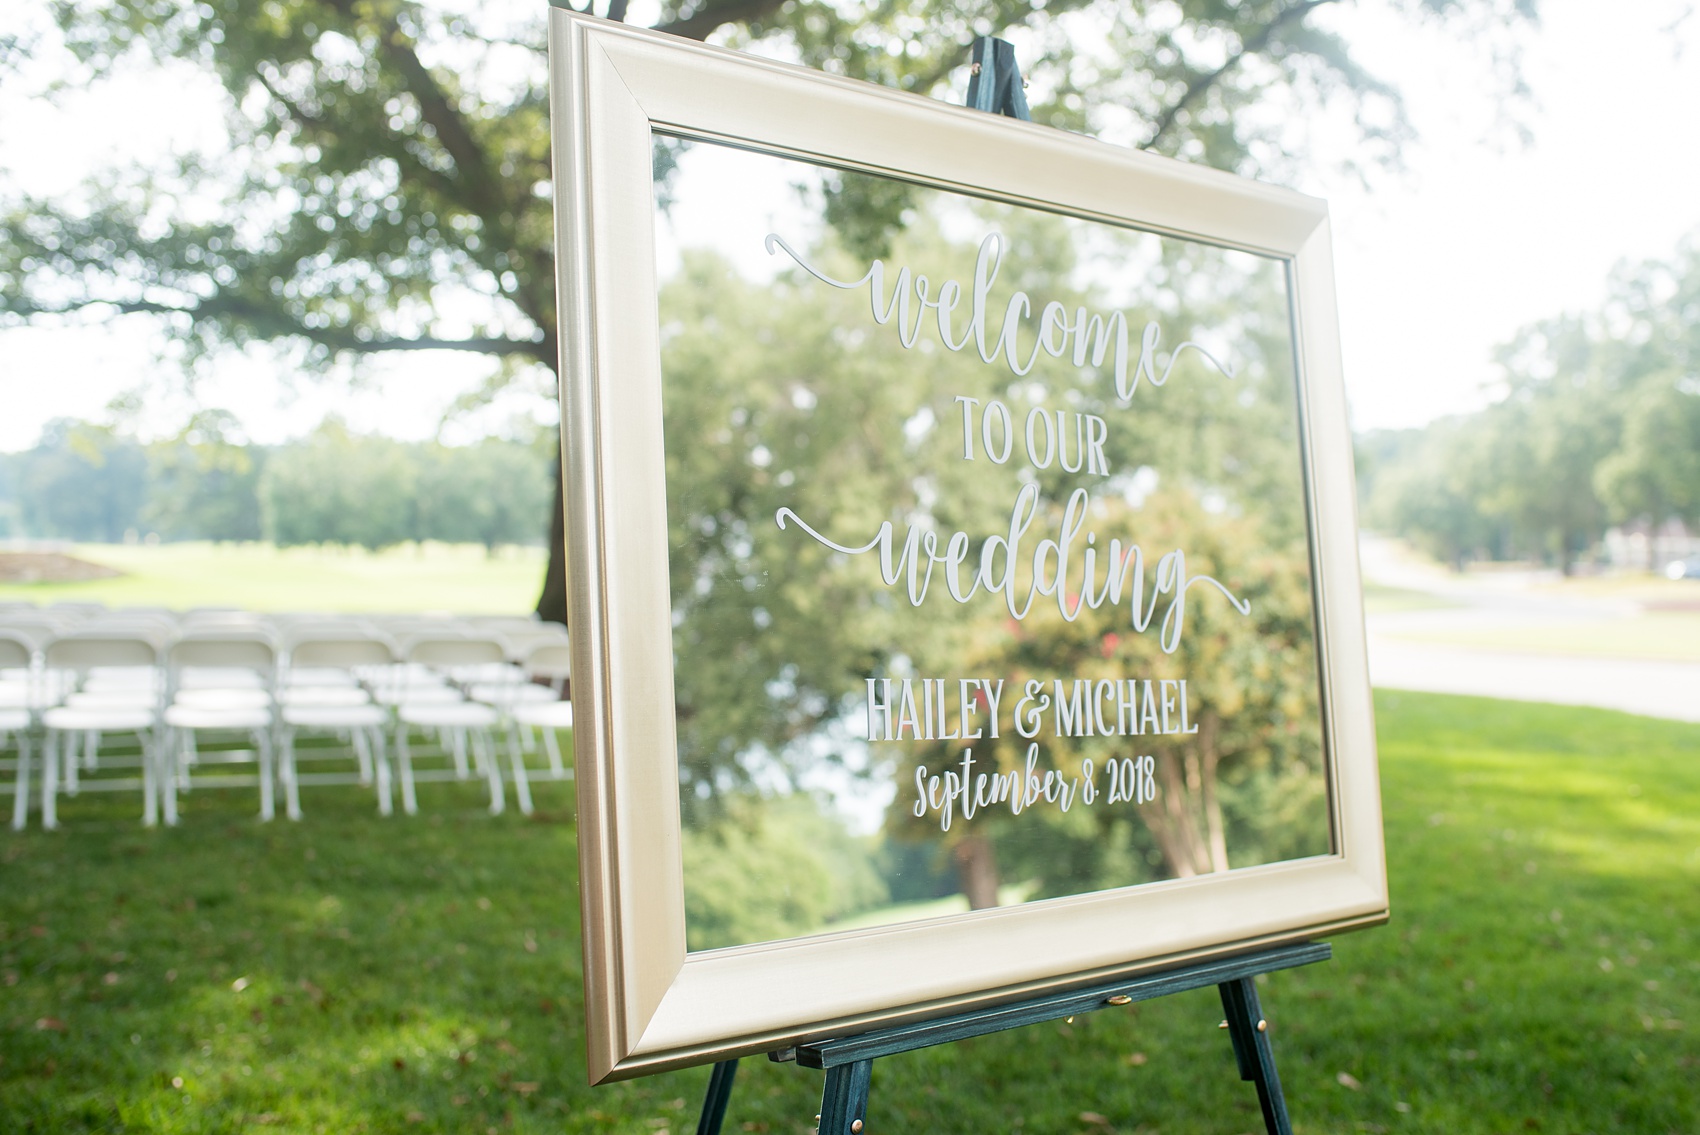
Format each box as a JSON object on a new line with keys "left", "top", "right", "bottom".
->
{"left": 547, "top": 9, "right": 1386, "bottom": 1084}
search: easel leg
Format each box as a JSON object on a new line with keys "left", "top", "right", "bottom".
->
{"left": 818, "top": 1059, "right": 871, "bottom": 1135}
{"left": 695, "top": 1058, "right": 739, "bottom": 1135}
{"left": 1219, "top": 977, "right": 1292, "bottom": 1135}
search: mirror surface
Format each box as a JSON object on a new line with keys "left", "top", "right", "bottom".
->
{"left": 653, "top": 136, "right": 1330, "bottom": 953}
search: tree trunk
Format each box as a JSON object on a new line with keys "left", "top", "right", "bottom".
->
{"left": 1143, "top": 751, "right": 1210, "bottom": 878}
{"left": 535, "top": 445, "right": 569, "bottom": 626}
{"left": 953, "top": 836, "right": 1001, "bottom": 910}
{"left": 1198, "top": 712, "right": 1230, "bottom": 874}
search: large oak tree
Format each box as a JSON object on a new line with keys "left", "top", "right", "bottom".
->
{"left": 1, "top": 0, "right": 1534, "bottom": 621}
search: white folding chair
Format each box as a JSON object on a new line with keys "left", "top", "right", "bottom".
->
{"left": 394, "top": 637, "right": 528, "bottom": 816}
{"left": 1, "top": 632, "right": 41, "bottom": 831}
{"left": 162, "top": 633, "right": 279, "bottom": 823}
{"left": 39, "top": 634, "right": 166, "bottom": 829}
{"left": 277, "top": 635, "right": 397, "bottom": 819}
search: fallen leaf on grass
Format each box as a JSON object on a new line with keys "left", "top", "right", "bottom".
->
{"left": 232, "top": 976, "right": 251, "bottom": 992}
{"left": 1078, "top": 1111, "right": 1110, "bottom": 1126}
{"left": 35, "top": 1018, "right": 67, "bottom": 1032}
{"left": 513, "top": 1081, "right": 541, "bottom": 1095}
{"left": 1127, "top": 1052, "right": 1148, "bottom": 1066}
{"left": 1336, "top": 1071, "right": 1362, "bottom": 1090}
{"left": 405, "top": 1110, "right": 425, "bottom": 1124}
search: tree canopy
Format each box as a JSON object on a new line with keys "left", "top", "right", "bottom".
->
{"left": 2, "top": 0, "right": 1537, "bottom": 619}
{"left": 1362, "top": 235, "right": 1700, "bottom": 570}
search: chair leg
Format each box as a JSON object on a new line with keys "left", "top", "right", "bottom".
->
{"left": 372, "top": 727, "right": 393, "bottom": 817}
{"left": 64, "top": 731, "right": 82, "bottom": 796}
{"left": 476, "top": 729, "right": 504, "bottom": 815}
{"left": 450, "top": 729, "right": 470, "bottom": 779}
{"left": 257, "top": 728, "right": 277, "bottom": 822}
{"left": 351, "top": 728, "right": 374, "bottom": 786}
{"left": 157, "top": 728, "right": 177, "bottom": 827}
{"left": 42, "top": 730, "right": 60, "bottom": 830}
{"left": 178, "top": 729, "right": 196, "bottom": 789}
{"left": 280, "top": 727, "right": 302, "bottom": 821}
{"left": 11, "top": 734, "right": 31, "bottom": 831}
{"left": 543, "top": 727, "right": 565, "bottom": 778}
{"left": 505, "top": 725, "right": 534, "bottom": 816}
{"left": 396, "top": 725, "right": 419, "bottom": 815}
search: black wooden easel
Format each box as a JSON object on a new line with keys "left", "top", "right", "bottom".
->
{"left": 694, "top": 940, "right": 1329, "bottom": 1135}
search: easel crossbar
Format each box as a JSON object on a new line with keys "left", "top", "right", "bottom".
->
{"left": 796, "top": 940, "right": 1330, "bottom": 1069}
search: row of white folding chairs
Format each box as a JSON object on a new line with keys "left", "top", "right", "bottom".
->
{"left": 1, "top": 626, "right": 573, "bottom": 830}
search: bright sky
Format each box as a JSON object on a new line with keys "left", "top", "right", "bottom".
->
{"left": 0, "top": 0, "right": 1695, "bottom": 450}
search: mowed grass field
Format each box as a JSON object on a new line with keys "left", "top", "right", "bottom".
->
{"left": 0, "top": 543, "right": 547, "bottom": 615}
{"left": 1387, "top": 613, "right": 1700, "bottom": 664}
{"left": 2, "top": 692, "right": 1698, "bottom": 1134}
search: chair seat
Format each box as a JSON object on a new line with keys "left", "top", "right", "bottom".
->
{"left": 83, "top": 666, "right": 160, "bottom": 689}
{"left": 0, "top": 707, "right": 31, "bottom": 731}
{"left": 371, "top": 685, "right": 460, "bottom": 707}
{"left": 397, "top": 702, "right": 498, "bottom": 728}
{"left": 178, "top": 667, "right": 267, "bottom": 690}
{"left": 279, "top": 686, "right": 372, "bottom": 708}
{"left": 173, "top": 688, "right": 273, "bottom": 710}
{"left": 0, "top": 685, "right": 59, "bottom": 712}
{"left": 65, "top": 690, "right": 160, "bottom": 710}
{"left": 44, "top": 705, "right": 157, "bottom": 732}
{"left": 282, "top": 704, "right": 389, "bottom": 729}
{"left": 469, "top": 683, "right": 558, "bottom": 707}
{"left": 511, "top": 702, "right": 575, "bottom": 730}
{"left": 283, "top": 668, "right": 359, "bottom": 688}
{"left": 164, "top": 705, "right": 273, "bottom": 730}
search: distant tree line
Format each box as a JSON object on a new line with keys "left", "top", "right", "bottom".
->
{"left": 0, "top": 413, "right": 553, "bottom": 552}
{"left": 1359, "top": 237, "right": 1700, "bottom": 570}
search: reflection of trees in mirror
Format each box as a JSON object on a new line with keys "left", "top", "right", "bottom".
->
{"left": 660, "top": 165, "right": 1325, "bottom": 930}
{"left": 885, "top": 490, "right": 1326, "bottom": 907}
{"left": 682, "top": 793, "right": 890, "bottom": 952}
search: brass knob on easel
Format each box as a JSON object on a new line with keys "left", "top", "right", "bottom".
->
{"left": 1257, "top": 1019, "right": 1268, "bottom": 1032}
{"left": 852, "top": 1121, "right": 864, "bottom": 1133}
{"left": 1105, "top": 995, "right": 1132, "bottom": 1006}
{"left": 1217, "top": 1020, "right": 1229, "bottom": 1029}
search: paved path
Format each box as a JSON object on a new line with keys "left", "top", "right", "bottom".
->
{"left": 1359, "top": 537, "right": 1700, "bottom": 724}
{"left": 1368, "top": 634, "right": 1700, "bottom": 724}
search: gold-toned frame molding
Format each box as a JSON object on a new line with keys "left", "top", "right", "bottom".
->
{"left": 547, "top": 8, "right": 1386, "bottom": 1085}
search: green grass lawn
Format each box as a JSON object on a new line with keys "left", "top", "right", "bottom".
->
{"left": 0, "top": 542, "right": 546, "bottom": 614}
{"left": 3, "top": 694, "right": 1697, "bottom": 1133}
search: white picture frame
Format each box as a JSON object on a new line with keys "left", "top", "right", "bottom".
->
{"left": 547, "top": 8, "right": 1386, "bottom": 1084}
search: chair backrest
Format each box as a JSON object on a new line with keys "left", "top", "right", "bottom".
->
{"left": 0, "top": 632, "right": 33, "bottom": 671}
{"left": 523, "top": 643, "right": 572, "bottom": 682}
{"left": 45, "top": 634, "right": 163, "bottom": 672}
{"left": 407, "top": 637, "right": 507, "bottom": 668}
{"left": 169, "top": 634, "right": 277, "bottom": 674}
{"left": 46, "top": 601, "right": 108, "bottom": 616}
{"left": 288, "top": 637, "right": 396, "bottom": 670}
{"left": 500, "top": 627, "right": 571, "bottom": 659}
